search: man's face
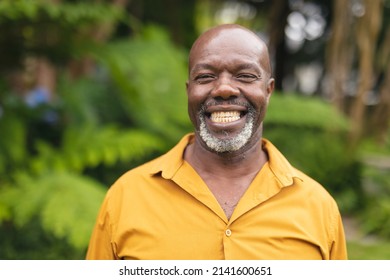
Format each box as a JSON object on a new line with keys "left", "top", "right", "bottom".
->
{"left": 186, "top": 27, "right": 274, "bottom": 154}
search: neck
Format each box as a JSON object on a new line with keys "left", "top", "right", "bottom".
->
{"left": 185, "top": 134, "right": 267, "bottom": 178}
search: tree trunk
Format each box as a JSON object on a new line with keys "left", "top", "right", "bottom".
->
{"left": 349, "top": 0, "right": 383, "bottom": 146}
{"left": 324, "top": 0, "right": 353, "bottom": 112}
{"left": 267, "top": 0, "right": 290, "bottom": 91}
{"left": 371, "top": 28, "right": 390, "bottom": 144}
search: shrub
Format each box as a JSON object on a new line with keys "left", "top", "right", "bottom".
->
{"left": 264, "top": 93, "right": 364, "bottom": 213}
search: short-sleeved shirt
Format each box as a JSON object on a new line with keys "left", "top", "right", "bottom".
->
{"left": 86, "top": 133, "right": 347, "bottom": 260}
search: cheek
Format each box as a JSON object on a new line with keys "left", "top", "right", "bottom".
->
{"left": 259, "top": 96, "right": 271, "bottom": 121}
{"left": 187, "top": 85, "right": 209, "bottom": 101}
{"left": 249, "top": 91, "right": 268, "bottom": 110}
{"left": 187, "top": 92, "right": 204, "bottom": 127}
{"left": 248, "top": 92, "right": 270, "bottom": 122}
{"left": 187, "top": 101, "right": 198, "bottom": 127}
{"left": 187, "top": 85, "right": 208, "bottom": 108}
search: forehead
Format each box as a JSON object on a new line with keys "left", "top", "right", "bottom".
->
{"left": 189, "top": 28, "right": 264, "bottom": 70}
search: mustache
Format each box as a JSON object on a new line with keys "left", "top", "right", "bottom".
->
{"left": 199, "top": 100, "right": 254, "bottom": 113}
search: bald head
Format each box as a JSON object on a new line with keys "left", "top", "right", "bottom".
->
{"left": 188, "top": 24, "right": 272, "bottom": 78}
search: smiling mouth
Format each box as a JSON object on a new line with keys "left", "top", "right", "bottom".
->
{"left": 209, "top": 111, "right": 244, "bottom": 123}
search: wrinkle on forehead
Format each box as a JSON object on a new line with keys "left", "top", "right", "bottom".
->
{"left": 188, "top": 24, "right": 272, "bottom": 77}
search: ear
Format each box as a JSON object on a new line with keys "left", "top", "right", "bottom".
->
{"left": 185, "top": 80, "right": 189, "bottom": 95}
{"left": 267, "top": 78, "right": 275, "bottom": 95}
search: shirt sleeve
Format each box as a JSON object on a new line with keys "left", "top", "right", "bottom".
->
{"left": 86, "top": 194, "right": 117, "bottom": 260}
{"left": 329, "top": 208, "right": 348, "bottom": 260}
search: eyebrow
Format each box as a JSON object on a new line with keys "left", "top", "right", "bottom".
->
{"left": 190, "top": 63, "right": 217, "bottom": 76}
{"left": 190, "top": 62, "right": 261, "bottom": 76}
{"left": 235, "top": 62, "right": 261, "bottom": 72}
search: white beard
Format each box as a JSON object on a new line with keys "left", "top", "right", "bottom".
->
{"left": 198, "top": 110, "right": 255, "bottom": 153}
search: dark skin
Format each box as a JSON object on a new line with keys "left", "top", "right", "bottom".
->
{"left": 184, "top": 24, "right": 275, "bottom": 219}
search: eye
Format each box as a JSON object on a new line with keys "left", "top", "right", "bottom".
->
{"left": 236, "top": 73, "right": 260, "bottom": 83}
{"left": 194, "top": 74, "right": 216, "bottom": 84}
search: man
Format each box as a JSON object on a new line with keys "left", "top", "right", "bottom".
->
{"left": 86, "top": 24, "right": 347, "bottom": 260}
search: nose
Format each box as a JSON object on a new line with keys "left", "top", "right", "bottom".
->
{"left": 211, "top": 76, "right": 240, "bottom": 99}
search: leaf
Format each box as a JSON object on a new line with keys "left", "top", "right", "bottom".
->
{"left": 40, "top": 173, "right": 106, "bottom": 249}
{"left": 93, "top": 25, "right": 192, "bottom": 141}
{"left": 4, "top": 172, "right": 106, "bottom": 250}
{"left": 29, "top": 125, "right": 164, "bottom": 174}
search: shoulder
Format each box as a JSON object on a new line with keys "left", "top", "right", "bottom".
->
{"left": 284, "top": 166, "right": 342, "bottom": 236}
{"left": 293, "top": 168, "right": 337, "bottom": 205}
{"left": 263, "top": 138, "right": 339, "bottom": 209}
{"left": 107, "top": 155, "right": 163, "bottom": 197}
{"left": 105, "top": 133, "right": 194, "bottom": 199}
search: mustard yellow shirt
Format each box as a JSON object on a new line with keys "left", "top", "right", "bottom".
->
{"left": 86, "top": 134, "right": 347, "bottom": 260}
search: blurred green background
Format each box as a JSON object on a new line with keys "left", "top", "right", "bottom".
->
{"left": 0, "top": 0, "right": 390, "bottom": 259}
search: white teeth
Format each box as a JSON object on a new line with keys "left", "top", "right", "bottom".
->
{"left": 210, "top": 111, "right": 241, "bottom": 123}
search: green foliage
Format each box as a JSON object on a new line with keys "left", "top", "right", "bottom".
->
{"left": 0, "top": 0, "right": 124, "bottom": 23}
{"left": 264, "top": 93, "right": 364, "bottom": 213}
{"left": 56, "top": 76, "right": 125, "bottom": 126}
{"left": 0, "top": 105, "right": 165, "bottom": 253}
{"left": 0, "top": 18, "right": 193, "bottom": 258}
{"left": 1, "top": 172, "right": 106, "bottom": 250}
{"left": 347, "top": 241, "right": 390, "bottom": 260}
{"left": 359, "top": 166, "right": 390, "bottom": 239}
{"left": 30, "top": 126, "right": 165, "bottom": 175}
{"left": 0, "top": 71, "right": 174, "bottom": 258}
{"left": 359, "top": 136, "right": 390, "bottom": 156}
{"left": 0, "top": 218, "right": 86, "bottom": 260}
{"left": 0, "top": 111, "right": 28, "bottom": 176}
{"left": 0, "top": 0, "right": 125, "bottom": 69}
{"left": 266, "top": 93, "right": 349, "bottom": 130}
{"left": 92, "top": 25, "right": 192, "bottom": 142}
{"left": 266, "top": 95, "right": 390, "bottom": 238}
{"left": 349, "top": 134, "right": 390, "bottom": 240}
{"left": 361, "top": 197, "right": 390, "bottom": 239}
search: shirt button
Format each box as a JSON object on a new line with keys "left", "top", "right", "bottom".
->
{"left": 225, "top": 229, "right": 232, "bottom": 237}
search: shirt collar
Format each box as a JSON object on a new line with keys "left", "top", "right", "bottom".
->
{"left": 149, "top": 133, "right": 194, "bottom": 179}
{"left": 149, "top": 133, "right": 302, "bottom": 187}
{"left": 261, "top": 138, "right": 303, "bottom": 187}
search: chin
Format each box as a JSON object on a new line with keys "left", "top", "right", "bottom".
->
{"left": 198, "top": 116, "right": 255, "bottom": 154}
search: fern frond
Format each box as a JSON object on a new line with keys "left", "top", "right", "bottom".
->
{"left": 30, "top": 126, "right": 164, "bottom": 174}
{"left": 92, "top": 26, "right": 192, "bottom": 140}
{"left": 2, "top": 172, "right": 106, "bottom": 250}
